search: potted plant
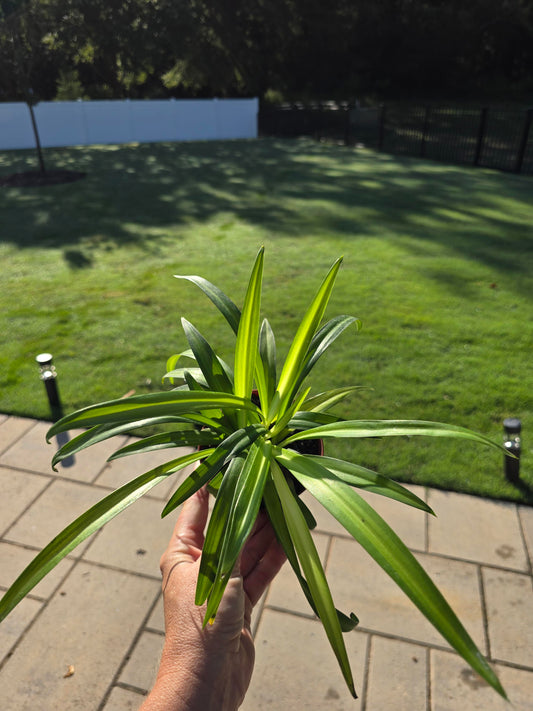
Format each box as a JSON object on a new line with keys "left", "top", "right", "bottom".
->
{"left": 0, "top": 248, "right": 507, "bottom": 699}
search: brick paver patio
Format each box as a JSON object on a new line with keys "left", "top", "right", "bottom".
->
{"left": 1, "top": 414, "right": 532, "bottom": 710}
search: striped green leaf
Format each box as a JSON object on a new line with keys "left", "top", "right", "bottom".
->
{"left": 301, "top": 386, "right": 367, "bottom": 414}
{"left": 263, "top": 477, "right": 358, "bottom": 632}
{"left": 203, "top": 440, "right": 271, "bottom": 624}
{"left": 174, "top": 274, "right": 241, "bottom": 334}
{"left": 161, "top": 424, "right": 267, "bottom": 517}
{"left": 182, "top": 318, "right": 234, "bottom": 393}
{"left": 271, "top": 460, "right": 357, "bottom": 698}
{"left": 283, "top": 419, "right": 503, "bottom": 451}
{"left": 108, "top": 428, "right": 222, "bottom": 460}
{"left": 47, "top": 391, "right": 259, "bottom": 439}
{"left": 275, "top": 258, "right": 342, "bottom": 416}
{"left": 293, "top": 315, "right": 361, "bottom": 393}
{"left": 276, "top": 449, "right": 433, "bottom": 513}
{"left": 287, "top": 463, "right": 506, "bottom": 699}
{"left": 0, "top": 449, "right": 206, "bottom": 624}
{"left": 196, "top": 455, "right": 245, "bottom": 606}
{"left": 256, "top": 318, "right": 277, "bottom": 412}
{"left": 51, "top": 416, "right": 195, "bottom": 469}
{"left": 286, "top": 411, "right": 342, "bottom": 431}
{"left": 234, "top": 247, "right": 264, "bottom": 407}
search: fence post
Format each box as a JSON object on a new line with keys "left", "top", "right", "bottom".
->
{"left": 515, "top": 108, "right": 533, "bottom": 173}
{"left": 420, "top": 105, "right": 431, "bottom": 157}
{"left": 378, "top": 104, "right": 386, "bottom": 150}
{"left": 474, "top": 107, "right": 488, "bottom": 166}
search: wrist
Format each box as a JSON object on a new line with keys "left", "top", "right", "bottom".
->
{"left": 141, "top": 657, "right": 241, "bottom": 711}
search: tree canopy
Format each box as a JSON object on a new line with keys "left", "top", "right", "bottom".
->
{"left": 1, "top": 0, "right": 532, "bottom": 103}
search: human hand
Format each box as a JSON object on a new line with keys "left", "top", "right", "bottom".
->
{"left": 140, "top": 487, "right": 286, "bottom": 711}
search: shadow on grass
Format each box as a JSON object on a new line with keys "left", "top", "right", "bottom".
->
{"left": 1, "top": 137, "right": 532, "bottom": 291}
{"left": 509, "top": 477, "right": 533, "bottom": 504}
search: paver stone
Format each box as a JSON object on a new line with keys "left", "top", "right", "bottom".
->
{"left": 431, "top": 649, "right": 533, "bottom": 711}
{"left": 327, "top": 537, "right": 486, "bottom": 651}
{"left": 365, "top": 636, "right": 427, "bottom": 711}
{"left": 482, "top": 566, "right": 533, "bottom": 666}
{"left": 242, "top": 609, "right": 367, "bottom": 710}
{"left": 428, "top": 489, "right": 527, "bottom": 571}
{"left": 0, "top": 562, "right": 159, "bottom": 711}
{"left": 119, "top": 630, "right": 164, "bottom": 692}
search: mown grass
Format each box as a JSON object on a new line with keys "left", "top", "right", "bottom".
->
{"left": 1, "top": 138, "right": 531, "bottom": 503}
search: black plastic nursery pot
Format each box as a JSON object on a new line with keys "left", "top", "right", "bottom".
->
{"left": 281, "top": 435, "right": 324, "bottom": 495}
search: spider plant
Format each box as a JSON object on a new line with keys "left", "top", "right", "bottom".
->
{"left": 0, "top": 247, "right": 507, "bottom": 699}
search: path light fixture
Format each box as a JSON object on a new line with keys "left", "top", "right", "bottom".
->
{"left": 36, "top": 353, "right": 74, "bottom": 466}
{"left": 36, "top": 353, "right": 63, "bottom": 422}
{"left": 503, "top": 417, "right": 521, "bottom": 482}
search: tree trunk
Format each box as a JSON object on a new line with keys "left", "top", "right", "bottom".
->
{"left": 27, "top": 101, "right": 46, "bottom": 175}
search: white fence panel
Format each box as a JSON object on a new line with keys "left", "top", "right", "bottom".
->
{"left": 33, "top": 102, "right": 86, "bottom": 147}
{"left": 0, "top": 103, "right": 35, "bottom": 149}
{"left": 216, "top": 99, "right": 257, "bottom": 139}
{"left": 130, "top": 100, "right": 179, "bottom": 143}
{"left": 83, "top": 100, "right": 134, "bottom": 145}
{"left": 0, "top": 98, "right": 258, "bottom": 150}
{"left": 171, "top": 100, "right": 218, "bottom": 141}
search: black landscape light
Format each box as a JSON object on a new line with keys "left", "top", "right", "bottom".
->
{"left": 36, "top": 353, "right": 63, "bottom": 422}
{"left": 503, "top": 418, "right": 521, "bottom": 482}
{"left": 36, "top": 353, "right": 75, "bottom": 467}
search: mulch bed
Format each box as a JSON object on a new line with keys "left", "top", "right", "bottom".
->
{"left": 0, "top": 170, "right": 86, "bottom": 188}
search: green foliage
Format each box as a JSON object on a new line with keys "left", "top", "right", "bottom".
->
{"left": 54, "top": 69, "right": 87, "bottom": 100}
{"left": 1, "top": 0, "right": 532, "bottom": 101}
{"left": 0, "top": 248, "right": 508, "bottom": 699}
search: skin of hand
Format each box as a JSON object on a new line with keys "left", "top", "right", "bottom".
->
{"left": 140, "top": 486, "right": 287, "bottom": 711}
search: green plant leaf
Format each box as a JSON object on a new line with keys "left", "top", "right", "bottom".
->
{"left": 276, "top": 449, "right": 433, "bottom": 513}
{"left": 294, "top": 315, "right": 361, "bottom": 391}
{"left": 234, "top": 247, "right": 264, "bottom": 407}
{"left": 270, "top": 460, "right": 357, "bottom": 698}
{"left": 47, "top": 391, "right": 259, "bottom": 439}
{"left": 288, "top": 464, "right": 506, "bottom": 699}
{"left": 296, "top": 494, "right": 318, "bottom": 530}
{"left": 256, "top": 318, "right": 277, "bottom": 411}
{"left": 164, "top": 349, "right": 197, "bottom": 380}
{"left": 108, "top": 428, "right": 221, "bottom": 460}
{"left": 286, "top": 411, "right": 343, "bottom": 431}
{"left": 302, "top": 386, "right": 367, "bottom": 414}
{"left": 274, "top": 258, "right": 343, "bottom": 416}
{"left": 263, "top": 477, "right": 358, "bottom": 633}
{"left": 182, "top": 371, "right": 204, "bottom": 389}
{"left": 269, "top": 387, "right": 311, "bottom": 439}
{"left": 181, "top": 318, "right": 235, "bottom": 393}
{"left": 51, "top": 416, "right": 194, "bottom": 469}
{"left": 163, "top": 367, "right": 206, "bottom": 386}
{"left": 161, "top": 424, "right": 267, "bottom": 516}
{"left": 283, "top": 419, "right": 504, "bottom": 451}
{"left": 174, "top": 274, "right": 241, "bottom": 334}
{"left": 0, "top": 449, "right": 206, "bottom": 624}
{"left": 202, "top": 440, "right": 271, "bottom": 623}
{"left": 196, "top": 455, "right": 245, "bottom": 605}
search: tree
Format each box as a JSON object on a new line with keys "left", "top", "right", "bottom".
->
{"left": 1, "top": 0, "right": 532, "bottom": 105}
{"left": 0, "top": 0, "right": 55, "bottom": 172}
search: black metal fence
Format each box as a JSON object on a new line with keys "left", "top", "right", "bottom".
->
{"left": 259, "top": 102, "right": 352, "bottom": 145}
{"left": 259, "top": 103, "right": 533, "bottom": 175}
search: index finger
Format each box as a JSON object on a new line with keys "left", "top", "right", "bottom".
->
{"left": 170, "top": 487, "right": 210, "bottom": 556}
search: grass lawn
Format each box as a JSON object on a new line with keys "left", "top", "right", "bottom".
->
{"left": 1, "top": 138, "right": 532, "bottom": 503}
